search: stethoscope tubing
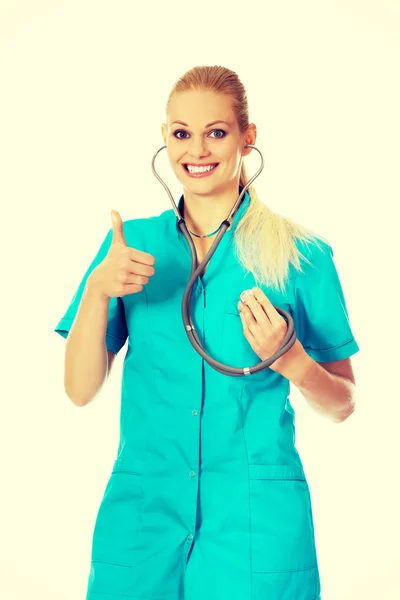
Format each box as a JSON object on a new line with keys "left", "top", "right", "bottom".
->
{"left": 151, "top": 144, "right": 296, "bottom": 376}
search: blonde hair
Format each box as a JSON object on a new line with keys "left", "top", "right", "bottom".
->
{"left": 166, "top": 65, "right": 328, "bottom": 294}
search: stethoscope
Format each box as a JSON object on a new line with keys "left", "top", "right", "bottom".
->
{"left": 151, "top": 144, "right": 296, "bottom": 377}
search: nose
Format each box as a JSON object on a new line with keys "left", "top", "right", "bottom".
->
{"left": 187, "top": 137, "right": 211, "bottom": 160}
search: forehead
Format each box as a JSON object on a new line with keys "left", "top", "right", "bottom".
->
{"left": 167, "top": 90, "right": 235, "bottom": 124}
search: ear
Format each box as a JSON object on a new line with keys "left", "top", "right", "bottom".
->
{"left": 242, "top": 123, "right": 257, "bottom": 157}
{"left": 161, "top": 123, "right": 167, "bottom": 145}
{"left": 242, "top": 144, "right": 253, "bottom": 158}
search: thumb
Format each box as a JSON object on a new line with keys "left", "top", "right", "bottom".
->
{"left": 110, "top": 210, "right": 127, "bottom": 246}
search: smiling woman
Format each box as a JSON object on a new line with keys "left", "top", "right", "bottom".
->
{"left": 54, "top": 64, "right": 360, "bottom": 600}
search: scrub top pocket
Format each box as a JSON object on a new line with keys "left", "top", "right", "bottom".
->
{"left": 248, "top": 464, "right": 318, "bottom": 573}
{"left": 90, "top": 456, "right": 145, "bottom": 568}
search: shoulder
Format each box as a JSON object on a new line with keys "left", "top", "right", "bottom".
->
{"left": 296, "top": 236, "right": 333, "bottom": 269}
{"left": 289, "top": 236, "right": 334, "bottom": 286}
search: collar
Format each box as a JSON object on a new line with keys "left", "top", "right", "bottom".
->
{"left": 173, "top": 186, "right": 251, "bottom": 240}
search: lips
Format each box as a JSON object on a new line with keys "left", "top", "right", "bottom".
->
{"left": 183, "top": 163, "right": 219, "bottom": 170}
{"left": 182, "top": 163, "right": 220, "bottom": 178}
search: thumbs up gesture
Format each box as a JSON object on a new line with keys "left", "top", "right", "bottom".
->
{"left": 90, "top": 210, "right": 156, "bottom": 299}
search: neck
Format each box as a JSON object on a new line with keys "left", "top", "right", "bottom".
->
{"left": 182, "top": 181, "right": 243, "bottom": 237}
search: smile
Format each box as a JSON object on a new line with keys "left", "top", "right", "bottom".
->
{"left": 183, "top": 163, "right": 219, "bottom": 177}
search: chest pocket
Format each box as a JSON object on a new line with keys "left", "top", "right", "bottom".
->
{"left": 221, "top": 297, "right": 293, "bottom": 378}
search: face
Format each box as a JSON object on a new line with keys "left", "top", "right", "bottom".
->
{"left": 161, "top": 90, "right": 256, "bottom": 194}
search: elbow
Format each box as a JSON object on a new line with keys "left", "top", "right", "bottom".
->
{"left": 64, "top": 371, "right": 94, "bottom": 406}
{"left": 64, "top": 381, "right": 91, "bottom": 407}
{"left": 65, "top": 388, "right": 89, "bottom": 407}
{"left": 335, "top": 402, "right": 356, "bottom": 424}
{"left": 335, "top": 381, "right": 357, "bottom": 424}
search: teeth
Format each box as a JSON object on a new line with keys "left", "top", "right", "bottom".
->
{"left": 186, "top": 164, "right": 217, "bottom": 173}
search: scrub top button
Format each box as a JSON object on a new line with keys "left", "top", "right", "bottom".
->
{"left": 188, "top": 533, "right": 194, "bottom": 540}
{"left": 189, "top": 470, "right": 196, "bottom": 478}
{"left": 192, "top": 409, "right": 198, "bottom": 416}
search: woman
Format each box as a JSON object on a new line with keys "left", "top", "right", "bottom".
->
{"left": 54, "top": 65, "right": 360, "bottom": 600}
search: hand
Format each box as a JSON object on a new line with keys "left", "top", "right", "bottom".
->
{"left": 237, "top": 287, "right": 290, "bottom": 372}
{"left": 89, "top": 210, "right": 156, "bottom": 299}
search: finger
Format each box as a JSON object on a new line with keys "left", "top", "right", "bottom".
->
{"left": 241, "top": 289, "right": 272, "bottom": 325}
{"left": 111, "top": 210, "right": 127, "bottom": 246}
{"left": 239, "top": 304, "right": 262, "bottom": 344}
{"left": 127, "top": 258, "right": 155, "bottom": 277}
{"left": 128, "top": 248, "right": 157, "bottom": 268}
{"left": 252, "top": 287, "right": 282, "bottom": 325}
{"left": 245, "top": 292, "right": 287, "bottom": 343}
{"left": 240, "top": 291, "right": 286, "bottom": 351}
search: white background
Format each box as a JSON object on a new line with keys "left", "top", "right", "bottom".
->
{"left": 1, "top": 1, "right": 399, "bottom": 598}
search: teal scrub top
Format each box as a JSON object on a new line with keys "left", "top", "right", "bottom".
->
{"left": 54, "top": 190, "right": 360, "bottom": 600}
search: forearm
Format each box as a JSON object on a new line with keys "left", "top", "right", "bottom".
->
{"left": 272, "top": 340, "right": 356, "bottom": 423}
{"left": 296, "top": 358, "right": 355, "bottom": 423}
{"left": 64, "top": 272, "right": 110, "bottom": 406}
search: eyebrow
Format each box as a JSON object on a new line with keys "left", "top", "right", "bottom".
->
{"left": 171, "top": 120, "right": 231, "bottom": 128}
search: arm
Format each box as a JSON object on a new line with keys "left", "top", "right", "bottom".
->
{"left": 277, "top": 239, "right": 359, "bottom": 423}
{"left": 273, "top": 340, "right": 356, "bottom": 423}
{"left": 238, "top": 279, "right": 358, "bottom": 424}
{"left": 64, "top": 273, "right": 111, "bottom": 407}
{"left": 55, "top": 226, "right": 128, "bottom": 405}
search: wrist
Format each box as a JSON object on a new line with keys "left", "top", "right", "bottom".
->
{"left": 270, "top": 339, "right": 314, "bottom": 385}
{"left": 86, "top": 271, "right": 110, "bottom": 304}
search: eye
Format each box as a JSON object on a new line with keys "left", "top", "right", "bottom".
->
{"left": 174, "top": 130, "right": 189, "bottom": 140}
{"left": 209, "top": 129, "right": 226, "bottom": 139}
{"left": 173, "top": 128, "right": 227, "bottom": 140}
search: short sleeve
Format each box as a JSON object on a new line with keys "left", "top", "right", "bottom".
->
{"left": 53, "top": 227, "right": 128, "bottom": 354}
{"left": 292, "top": 240, "right": 360, "bottom": 362}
